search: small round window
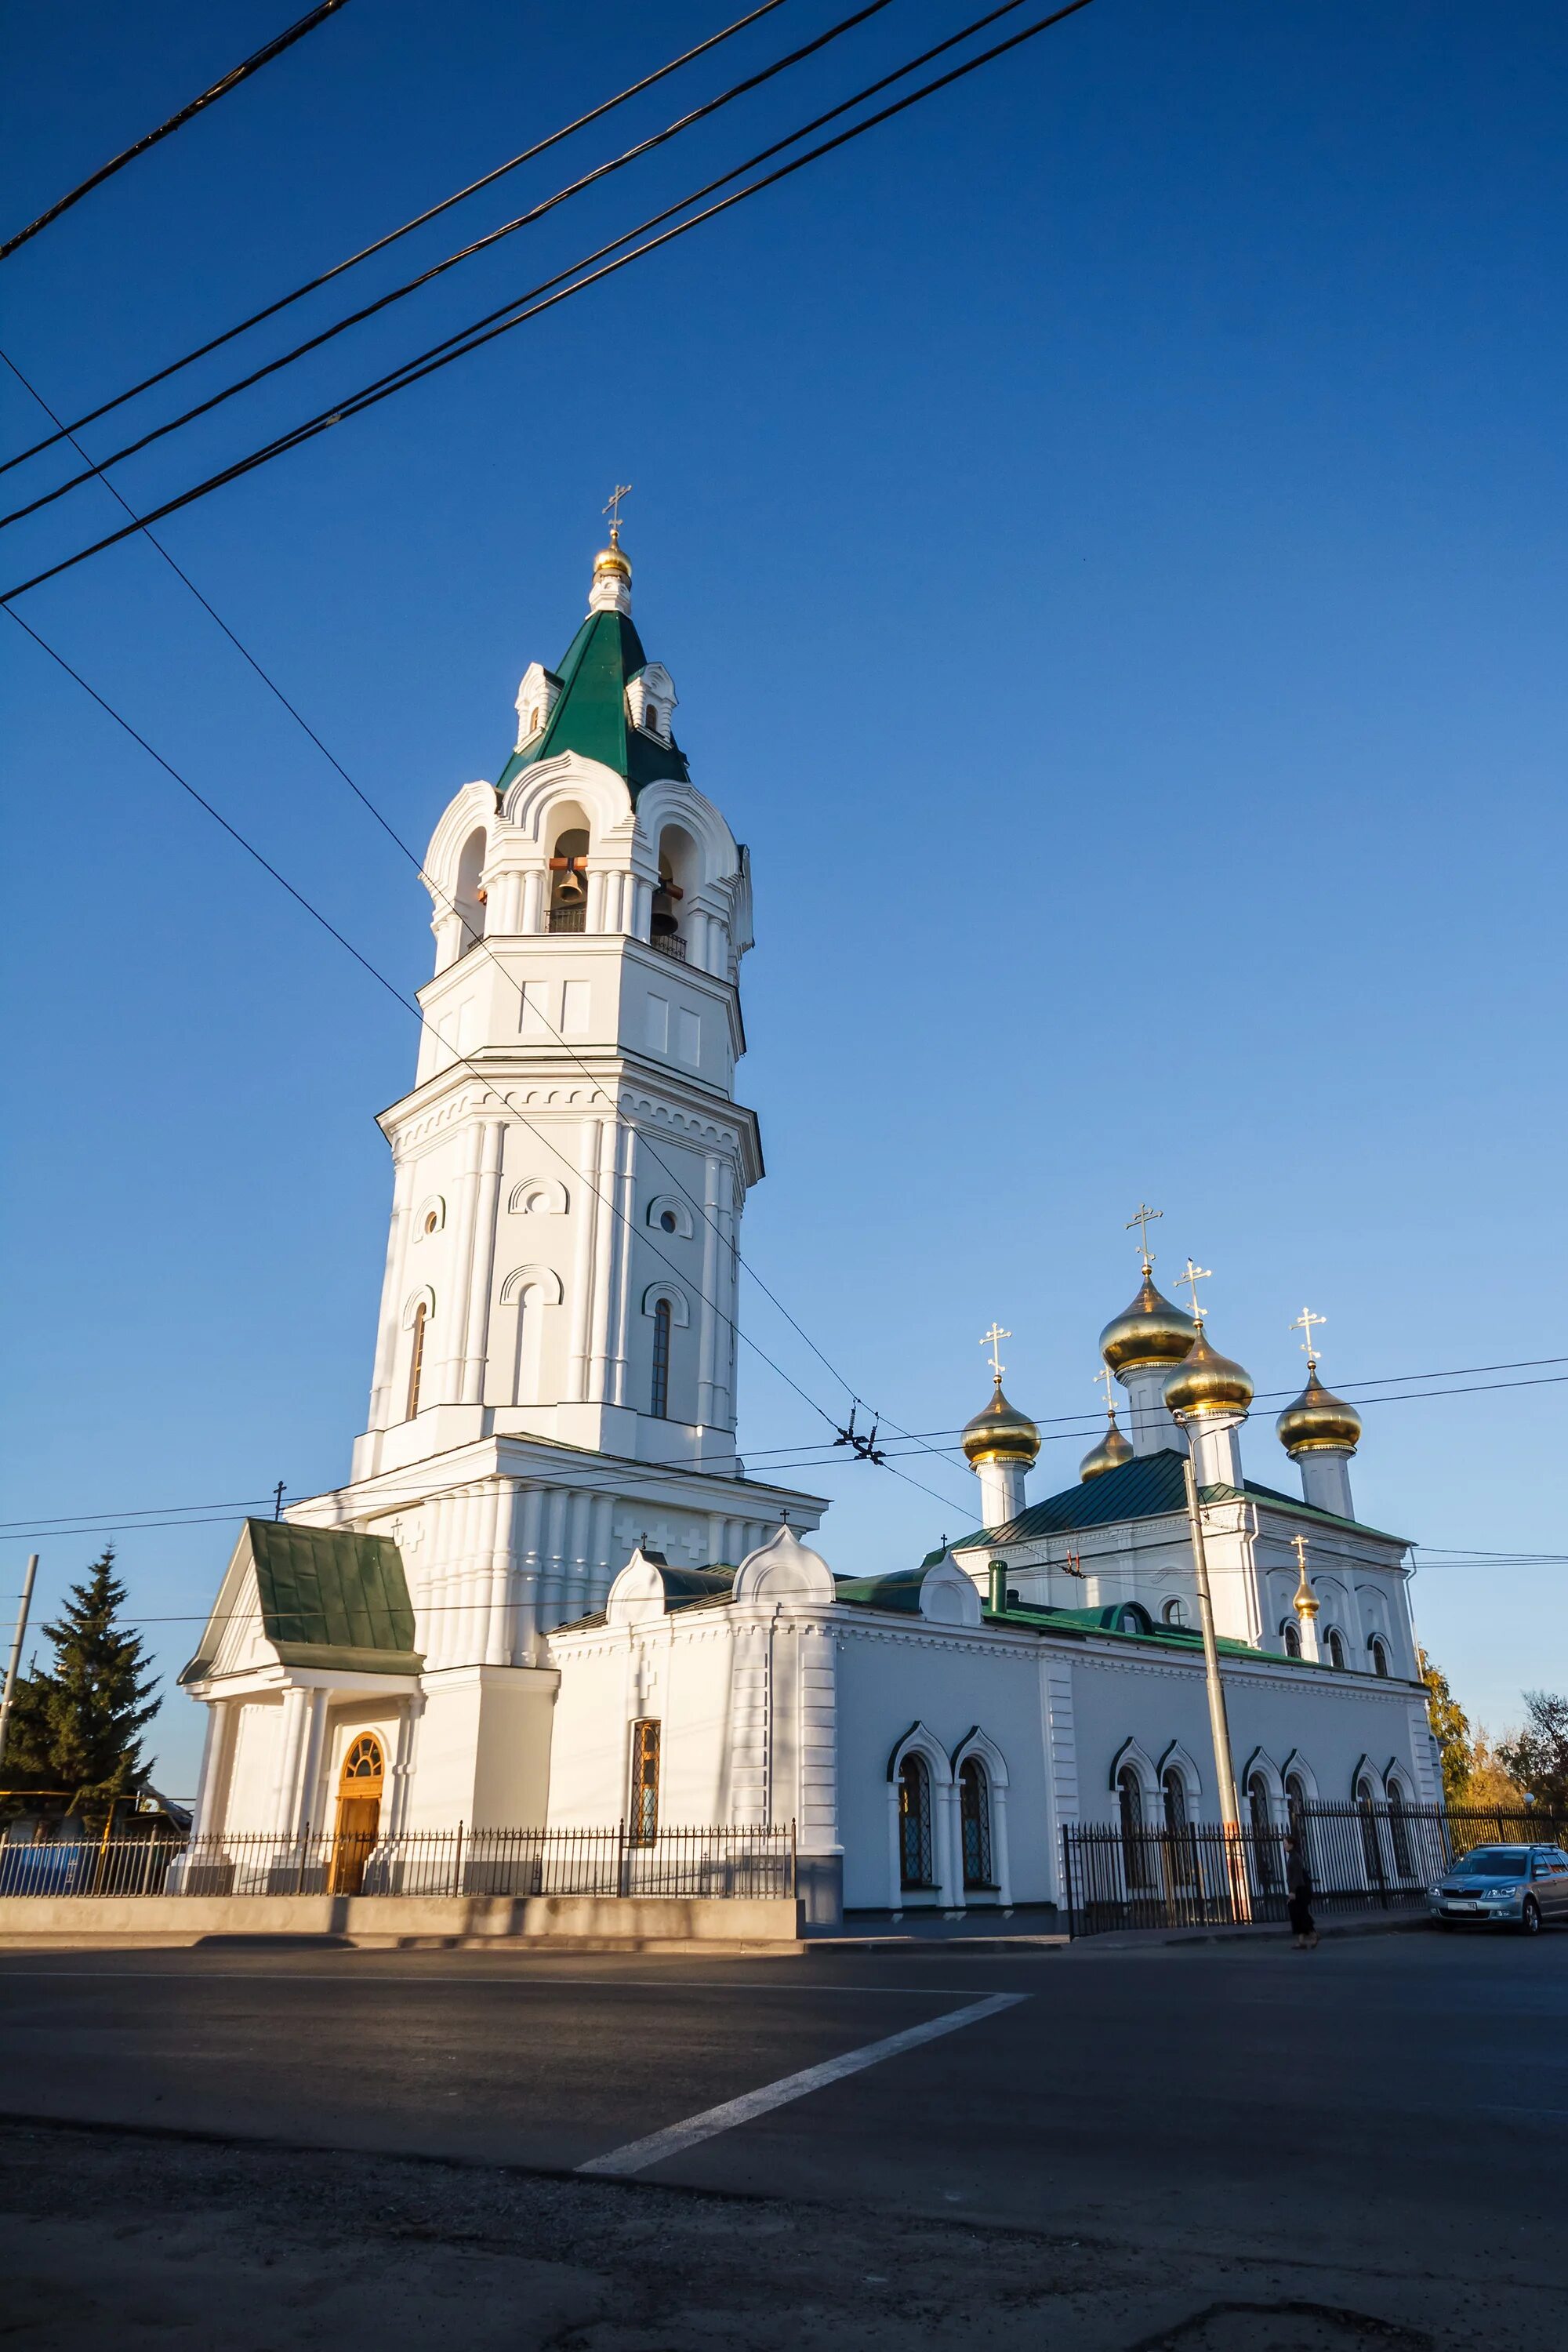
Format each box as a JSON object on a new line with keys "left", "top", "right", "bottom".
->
{"left": 659, "top": 1209, "right": 678, "bottom": 1233}
{"left": 424, "top": 1211, "right": 438, "bottom": 1236}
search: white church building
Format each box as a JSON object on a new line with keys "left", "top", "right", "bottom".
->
{"left": 183, "top": 533, "right": 1440, "bottom": 1924}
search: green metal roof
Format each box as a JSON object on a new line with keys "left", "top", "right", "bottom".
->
{"left": 949, "top": 1447, "right": 1406, "bottom": 1549}
{"left": 833, "top": 1566, "right": 935, "bottom": 1613}
{"left": 180, "top": 1520, "right": 423, "bottom": 1683}
{"left": 495, "top": 609, "right": 689, "bottom": 797}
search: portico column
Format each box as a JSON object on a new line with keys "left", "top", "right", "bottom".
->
{"left": 191, "top": 1700, "right": 234, "bottom": 1842}
{"left": 270, "top": 1687, "right": 311, "bottom": 1841}
{"left": 293, "top": 1690, "right": 329, "bottom": 1838}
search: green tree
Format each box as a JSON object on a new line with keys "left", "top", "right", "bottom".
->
{"left": 1419, "top": 1650, "right": 1472, "bottom": 1806}
{"left": 2, "top": 1548, "right": 158, "bottom": 1809}
{"left": 1497, "top": 1692, "right": 1568, "bottom": 1815}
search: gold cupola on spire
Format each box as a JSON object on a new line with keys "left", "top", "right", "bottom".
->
{"left": 1276, "top": 1308, "right": 1361, "bottom": 1457}
{"left": 1162, "top": 1319, "right": 1254, "bottom": 1421}
{"left": 1080, "top": 1405, "right": 1134, "bottom": 1482}
{"left": 961, "top": 1381, "right": 1040, "bottom": 1470}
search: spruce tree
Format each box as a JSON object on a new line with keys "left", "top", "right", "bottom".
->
{"left": 7, "top": 1548, "right": 159, "bottom": 1809}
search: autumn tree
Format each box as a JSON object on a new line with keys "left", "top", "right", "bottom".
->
{"left": 1498, "top": 1692, "right": 1568, "bottom": 1815}
{"left": 1419, "top": 1650, "right": 1472, "bottom": 1806}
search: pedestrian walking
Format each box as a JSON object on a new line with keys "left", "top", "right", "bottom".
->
{"left": 1285, "top": 1834, "right": 1319, "bottom": 1949}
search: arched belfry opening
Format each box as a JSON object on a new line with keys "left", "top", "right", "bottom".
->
{"left": 455, "top": 827, "right": 487, "bottom": 956}
{"left": 548, "top": 810, "right": 590, "bottom": 932}
{"left": 652, "top": 823, "right": 698, "bottom": 960}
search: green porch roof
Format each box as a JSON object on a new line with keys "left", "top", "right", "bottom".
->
{"left": 180, "top": 1520, "right": 423, "bottom": 1683}
{"left": 495, "top": 609, "right": 689, "bottom": 797}
{"left": 949, "top": 1447, "right": 1406, "bottom": 1550}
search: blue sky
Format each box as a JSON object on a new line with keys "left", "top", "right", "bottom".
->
{"left": 4, "top": 0, "right": 1566, "bottom": 1794}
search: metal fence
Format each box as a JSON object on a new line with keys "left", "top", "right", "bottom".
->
{"left": 0, "top": 1822, "right": 797, "bottom": 1902}
{"left": 1062, "top": 1804, "right": 1568, "bottom": 1937}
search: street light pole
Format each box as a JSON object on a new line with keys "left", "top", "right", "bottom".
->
{"left": 1179, "top": 1456, "right": 1240, "bottom": 1827}
{"left": 0, "top": 1552, "right": 40, "bottom": 1769}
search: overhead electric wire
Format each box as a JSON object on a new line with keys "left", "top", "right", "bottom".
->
{"left": 0, "top": 1, "right": 356, "bottom": 263}
{"left": 2, "top": 0, "right": 1099, "bottom": 604}
{"left": 0, "top": 0, "right": 797, "bottom": 472}
{"left": 3, "top": 601, "right": 974, "bottom": 1523}
{"left": 0, "top": 337, "right": 973, "bottom": 1503}
{"left": 1, "top": 0, "right": 906, "bottom": 535}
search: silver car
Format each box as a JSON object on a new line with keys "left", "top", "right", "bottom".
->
{"left": 1428, "top": 1843, "right": 1568, "bottom": 1935}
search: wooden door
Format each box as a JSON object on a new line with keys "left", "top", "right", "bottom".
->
{"left": 331, "top": 1734, "right": 384, "bottom": 1894}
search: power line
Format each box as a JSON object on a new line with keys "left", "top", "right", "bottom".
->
{"left": 1, "top": 1, "right": 356, "bottom": 263}
{"left": 4, "top": 600, "right": 973, "bottom": 1521}
{"left": 1, "top": 0, "right": 1099, "bottom": 604}
{"left": 0, "top": 0, "right": 795, "bottom": 474}
{"left": 2, "top": 0, "right": 905, "bottom": 534}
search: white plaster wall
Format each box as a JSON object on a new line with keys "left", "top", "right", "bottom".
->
{"left": 223, "top": 1699, "right": 283, "bottom": 1832}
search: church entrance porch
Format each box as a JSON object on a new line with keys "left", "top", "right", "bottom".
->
{"left": 330, "top": 1734, "right": 384, "bottom": 1894}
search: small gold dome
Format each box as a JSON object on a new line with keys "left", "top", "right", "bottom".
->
{"left": 1276, "top": 1365, "right": 1361, "bottom": 1457}
{"left": 1099, "top": 1274, "right": 1197, "bottom": 1374}
{"left": 1080, "top": 1406, "right": 1134, "bottom": 1482}
{"left": 962, "top": 1379, "right": 1040, "bottom": 1468}
{"left": 593, "top": 541, "right": 632, "bottom": 579}
{"left": 1163, "top": 1322, "right": 1254, "bottom": 1420}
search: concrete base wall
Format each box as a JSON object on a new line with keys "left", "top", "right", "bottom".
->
{"left": 0, "top": 1893, "right": 802, "bottom": 1949}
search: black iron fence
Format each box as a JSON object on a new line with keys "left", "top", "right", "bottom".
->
{"left": 0, "top": 1822, "right": 797, "bottom": 1903}
{"left": 1062, "top": 1804, "right": 1567, "bottom": 1936}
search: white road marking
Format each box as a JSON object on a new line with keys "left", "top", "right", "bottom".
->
{"left": 577, "top": 1991, "right": 1027, "bottom": 2176}
{"left": 0, "top": 1969, "right": 1018, "bottom": 1996}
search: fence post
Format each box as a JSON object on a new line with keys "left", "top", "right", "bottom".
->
{"left": 295, "top": 1822, "right": 308, "bottom": 1898}
{"left": 790, "top": 1818, "right": 797, "bottom": 1902}
{"left": 616, "top": 1816, "right": 627, "bottom": 1900}
{"left": 1061, "top": 1824, "right": 1073, "bottom": 1937}
{"left": 452, "top": 1819, "right": 464, "bottom": 1899}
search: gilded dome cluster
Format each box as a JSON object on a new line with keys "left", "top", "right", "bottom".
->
{"left": 1276, "top": 1363, "right": 1362, "bottom": 1457}
{"left": 1080, "top": 1407, "right": 1134, "bottom": 1482}
{"left": 1098, "top": 1275, "right": 1196, "bottom": 1374}
{"left": 1162, "top": 1321, "right": 1254, "bottom": 1421}
{"left": 961, "top": 1380, "right": 1040, "bottom": 1468}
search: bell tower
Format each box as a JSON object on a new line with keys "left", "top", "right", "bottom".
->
{"left": 288, "top": 530, "right": 826, "bottom": 1715}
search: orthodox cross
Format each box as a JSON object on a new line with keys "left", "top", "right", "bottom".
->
{"left": 1093, "top": 1364, "right": 1118, "bottom": 1413}
{"left": 1174, "top": 1258, "right": 1211, "bottom": 1323}
{"left": 272, "top": 1480, "right": 286, "bottom": 1520}
{"left": 603, "top": 482, "right": 632, "bottom": 544}
{"left": 1291, "top": 1306, "right": 1327, "bottom": 1370}
{"left": 1125, "top": 1202, "right": 1162, "bottom": 1271}
{"left": 981, "top": 1323, "right": 1011, "bottom": 1381}
{"left": 1290, "top": 1533, "right": 1310, "bottom": 1574}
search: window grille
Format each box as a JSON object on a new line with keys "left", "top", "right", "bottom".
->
{"left": 406, "top": 1301, "right": 427, "bottom": 1419}
{"left": 650, "top": 1296, "right": 672, "bottom": 1418}
{"left": 629, "top": 1720, "right": 661, "bottom": 1846}
{"left": 898, "top": 1753, "right": 934, "bottom": 1888}
{"left": 958, "top": 1758, "right": 993, "bottom": 1889}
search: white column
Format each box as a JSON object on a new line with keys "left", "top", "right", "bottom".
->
{"left": 191, "top": 1700, "right": 234, "bottom": 1842}
{"left": 387, "top": 1692, "right": 423, "bottom": 1835}
{"left": 439, "top": 1121, "right": 486, "bottom": 1403}
{"left": 521, "top": 869, "right": 546, "bottom": 934}
{"left": 608, "top": 1121, "right": 637, "bottom": 1406}
{"left": 566, "top": 1119, "right": 602, "bottom": 1401}
{"left": 1120, "top": 1364, "right": 1185, "bottom": 1456}
{"left": 586, "top": 1117, "right": 621, "bottom": 1402}
{"left": 1190, "top": 1419, "right": 1244, "bottom": 1490}
{"left": 515, "top": 1486, "right": 544, "bottom": 1661}
{"left": 977, "top": 1457, "right": 1026, "bottom": 1530}
{"left": 270, "top": 1686, "right": 311, "bottom": 1841}
{"left": 368, "top": 1159, "right": 415, "bottom": 1430}
{"left": 460, "top": 1120, "right": 506, "bottom": 1403}
{"left": 1300, "top": 1450, "right": 1356, "bottom": 1519}
{"left": 586, "top": 869, "right": 608, "bottom": 932}
{"left": 697, "top": 1150, "right": 721, "bottom": 1427}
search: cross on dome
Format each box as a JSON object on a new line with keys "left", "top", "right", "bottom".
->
{"left": 1125, "top": 1202, "right": 1163, "bottom": 1272}
{"left": 980, "top": 1322, "right": 1011, "bottom": 1382}
{"left": 1174, "top": 1258, "right": 1212, "bottom": 1323}
{"left": 602, "top": 481, "right": 632, "bottom": 545}
{"left": 1291, "top": 1306, "right": 1327, "bottom": 1370}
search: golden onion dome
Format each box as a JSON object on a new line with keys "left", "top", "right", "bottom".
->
{"left": 1080, "top": 1406, "right": 1134, "bottom": 1483}
{"left": 593, "top": 540, "right": 632, "bottom": 579}
{"left": 1276, "top": 1364, "right": 1362, "bottom": 1457}
{"left": 1099, "top": 1273, "right": 1197, "bottom": 1374}
{"left": 961, "top": 1379, "right": 1040, "bottom": 1468}
{"left": 1163, "top": 1321, "right": 1254, "bottom": 1420}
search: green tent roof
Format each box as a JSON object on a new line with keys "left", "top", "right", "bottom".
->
{"left": 180, "top": 1520, "right": 423, "bottom": 1683}
{"left": 496, "top": 608, "right": 689, "bottom": 798}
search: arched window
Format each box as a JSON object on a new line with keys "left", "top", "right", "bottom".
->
{"left": 548, "top": 820, "right": 590, "bottom": 932}
{"left": 1356, "top": 1773, "right": 1385, "bottom": 1885}
{"left": 1281, "top": 1618, "right": 1302, "bottom": 1659}
{"left": 1326, "top": 1627, "right": 1347, "bottom": 1671}
{"left": 1370, "top": 1635, "right": 1390, "bottom": 1678}
{"left": 1248, "top": 1771, "right": 1281, "bottom": 1889}
{"left": 406, "top": 1300, "right": 428, "bottom": 1420}
{"left": 958, "top": 1757, "right": 994, "bottom": 1889}
{"left": 650, "top": 1296, "right": 672, "bottom": 1418}
{"left": 1161, "top": 1595, "right": 1187, "bottom": 1628}
{"left": 629, "top": 1719, "right": 661, "bottom": 1846}
{"left": 898, "top": 1752, "right": 934, "bottom": 1889}
{"left": 1118, "top": 1763, "right": 1145, "bottom": 1840}
{"left": 1388, "top": 1780, "right": 1414, "bottom": 1878}
{"left": 1285, "top": 1770, "right": 1309, "bottom": 1826}
{"left": 455, "top": 827, "right": 487, "bottom": 956}
{"left": 1161, "top": 1768, "right": 1189, "bottom": 1834}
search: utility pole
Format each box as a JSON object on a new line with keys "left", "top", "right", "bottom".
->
{"left": 1178, "top": 1454, "right": 1251, "bottom": 1919}
{"left": 0, "top": 1553, "right": 40, "bottom": 1768}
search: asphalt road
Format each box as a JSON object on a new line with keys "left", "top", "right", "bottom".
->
{"left": 0, "top": 1929, "right": 1563, "bottom": 2350}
